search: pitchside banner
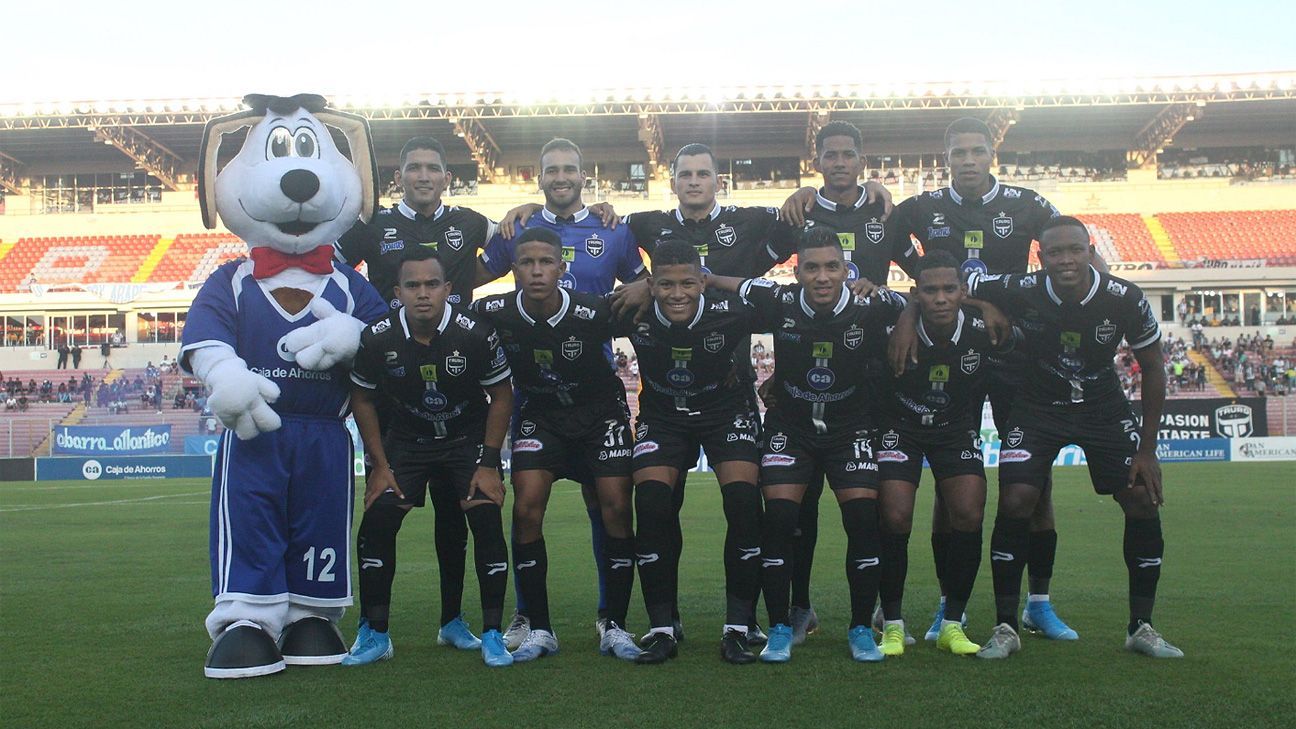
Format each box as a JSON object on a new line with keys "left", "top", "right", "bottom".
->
{"left": 1156, "top": 398, "right": 1268, "bottom": 439}
{"left": 53, "top": 425, "right": 172, "bottom": 456}
{"left": 35, "top": 455, "right": 214, "bottom": 481}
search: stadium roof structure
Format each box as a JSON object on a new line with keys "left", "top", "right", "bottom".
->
{"left": 1, "top": 72, "right": 1293, "bottom": 191}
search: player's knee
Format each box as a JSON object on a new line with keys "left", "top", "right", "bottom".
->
{"left": 634, "top": 480, "right": 673, "bottom": 528}
{"left": 880, "top": 500, "right": 913, "bottom": 534}
{"left": 947, "top": 505, "right": 984, "bottom": 532}
{"left": 763, "top": 498, "right": 801, "bottom": 541}
{"left": 1114, "top": 489, "right": 1158, "bottom": 519}
{"left": 839, "top": 497, "right": 879, "bottom": 539}
{"left": 358, "top": 503, "right": 407, "bottom": 541}
{"left": 720, "top": 481, "right": 761, "bottom": 522}
{"left": 997, "top": 484, "right": 1039, "bottom": 519}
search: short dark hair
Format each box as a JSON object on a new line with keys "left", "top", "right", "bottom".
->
{"left": 397, "top": 244, "right": 445, "bottom": 279}
{"left": 650, "top": 239, "right": 702, "bottom": 270}
{"left": 399, "top": 136, "right": 447, "bottom": 168}
{"left": 797, "top": 226, "right": 843, "bottom": 254}
{"left": 943, "top": 117, "right": 994, "bottom": 152}
{"left": 815, "top": 121, "right": 862, "bottom": 157}
{"left": 540, "top": 137, "right": 582, "bottom": 169}
{"left": 515, "top": 226, "right": 563, "bottom": 256}
{"left": 1039, "top": 215, "right": 1091, "bottom": 245}
{"left": 672, "top": 143, "right": 717, "bottom": 174}
{"left": 913, "top": 250, "right": 963, "bottom": 280}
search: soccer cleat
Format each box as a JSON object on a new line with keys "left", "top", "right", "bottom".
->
{"left": 436, "top": 615, "right": 482, "bottom": 650}
{"left": 760, "top": 624, "right": 793, "bottom": 663}
{"left": 480, "top": 629, "right": 514, "bottom": 667}
{"left": 747, "top": 623, "right": 768, "bottom": 647}
{"left": 848, "top": 625, "right": 884, "bottom": 662}
{"left": 595, "top": 617, "right": 609, "bottom": 640}
{"left": 599, "top": 623, "right": 642, "bottom": 661}
{"left": 937, "top": 623, "right": 981, "bottom": 655}
{"left": 976, "top": 623, "right": 1021, "bottom": 660}
{"left": 880, "top": 623, "right": 907, "bottom": 657}
{"left": 511, "top": 628, "right": 559, "bottom": 662}
{"left": 503, "top": 611, "right": 531, "bottom": 651}
{"left": 790, "top": 606, "right": 820, "bottom": 646}
{"left": 278, "top": 616, "right": 348, "bottom": 665}
{"left": 634, "top": 631, "right": 678, "bottom": 664}
{"left": 1124, "top": 622, "right": 1184, "bottom": 658}
{"left": 204, "top": 620, "right": 285, "bottom": 679}
{"left": 1022, "top": 601, "right": 1079, "bottom": 640}
{"left": 872, "top": 603, "right": 885, "bottom": 633}
{"left": 720, "top": 629, "right": 758, "bottom": 664}
{"left": 341, "top": 625, "right": 393, "bottom": 666}
{"left": 349, "top": 617, "right": 372, "bottom": 653}
{"left": 924, "top": 602, "right": 967, "bottom": 641}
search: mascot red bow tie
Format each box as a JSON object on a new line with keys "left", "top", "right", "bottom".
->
{"left": 249, "top": 245, "right": 335, "bottom": 279}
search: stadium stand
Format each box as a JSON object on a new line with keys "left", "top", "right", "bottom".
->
{"left": 0, "top": 234, "right": 158, "bottom": 291}
{"left": 1078, "top": 213, "right": 1165, "bottom": 263}
{"left": 1158, "top": 210, "right": 1296, "bottom": 265}
{"left": 147, "top": 232, "right": 244, "bottom": 284}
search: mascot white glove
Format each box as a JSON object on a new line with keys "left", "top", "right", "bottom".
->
{"left": 282, "top": 297, "right": 367, "bottom": 371}
{"left": 190, "top": 348, "right": 282, "bottom": 440}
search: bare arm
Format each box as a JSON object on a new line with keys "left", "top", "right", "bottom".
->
{"left": 1130, "top": 342, "right": 1166, "bottom": 506}
{"left": 351, "top": 385, "right": 403, "bottom": 508}
{"left": 469, "top": 380, "right": 514, "bottom": 506}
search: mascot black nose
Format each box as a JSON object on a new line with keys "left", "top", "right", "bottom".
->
{"left": 280, "top": 169, "right": 320, "bottom": 203}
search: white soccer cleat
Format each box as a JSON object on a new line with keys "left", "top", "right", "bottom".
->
{"left": 503, "top": 611, "right": 531, "bottom": 652}
{"left": 599, "top": 624, "right": 642, "bottom": 661}
{"left": 1125, "top": 622, "right": 1184, "bottom": 658}
{"left": 511, "top": 628, "right": 559, "bottom": 662}
{"left": 976, "top": 623, "right": 1022, "bottom": 660}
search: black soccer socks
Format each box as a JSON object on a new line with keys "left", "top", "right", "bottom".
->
{"left": 465, "top": 503, "right": 508, "bottom": 633}
{"left": 879, "top": 530, "right": 911, "bottom": 621}
{"left": 721, "top": 481, "right": 762, "bottom": 628}
{"left": 990, "top": 515, "right": 1031, "bottom": 629}
{"left": 513, "top": 538, "right": 550, "bottom": 632}
{"left": 635, "top": 480, "right": 676, "bottom": 629}
{"left": 840, "top": 498, "right": 881, "bottom": 629}
{"left": 944, "top": 528, "right": 983, "bottom": 622}
{"left": 355, "top": 503, "right": 408, "bottom": 633}
{"left": 1124, "top": 516, "right": 1163, "bottom": 633}
{"left": 760, "top": 498, "right": 801, "bottom": 626}
{"left": 1028, "top": 528, "right": 1058, "bottom": 596}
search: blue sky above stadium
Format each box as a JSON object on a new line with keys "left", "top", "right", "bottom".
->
{"left": 6, "top": 0, "right": 1293, "bottom": 103}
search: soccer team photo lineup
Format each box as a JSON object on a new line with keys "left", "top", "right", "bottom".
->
{"left": 1, "top": 70, "right": 1294, "bottom": 716}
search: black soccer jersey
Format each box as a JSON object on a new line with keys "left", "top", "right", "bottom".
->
{"left": 617, "top": 292, "right": 760, "bottom": 415}
{"left": 470, "top": 288, "right": 625, "bottom": 411}
{"left": 351, "top": 304, "right": 511, "bottom": 439}
{"left": 884, "top": 307, "right": 1010, "bottom": 429}
{"left": 335, "top": 201, "right": 495, "bottom": 309}
{"left": 886, "top": 177, "right": 1059, "bottom": 275}
{"left": 740, "top": 279, "right": 906, "bottom": 435}
{"left": 624, "top": 203, "right": 790, "bottom": 279}
{"left": 771, "top": 187, "right": 918, "bottom": 285}
{"left": 967, "top": 267, "right": 1160, "bottom": 408}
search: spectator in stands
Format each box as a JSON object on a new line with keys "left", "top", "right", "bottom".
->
{"left": 100, "top": 341, "right": 112, "bottom": 369}
{"left": 174, "top": 391, "right": 187, "bottom": 409}
{"left": 110, "top": 329, "right": 125, "bottom": 346}
{"left": 71, "top": 343, "right": 82, "bottom": 369}
{"left": 145, "top": 362, "right": 159, "bottom": 379}
{"left": 56, "top": 342, "right": 69, "bottom": 370}
{"left": 4, "top": 394, "right": 15, "bottom": 411}
{"left": 1177, "top": 298, "right": 1188, "bottom": 325}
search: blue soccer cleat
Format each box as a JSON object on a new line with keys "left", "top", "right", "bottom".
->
{"left": 760, "top": 624, "right": 793, "bottom": 663}
{"left": 436, "top": 615, "right": 483, "bottom": 650}
{"left": 341, "top": 620, "right": 393, "bottom": 666}
{"left": 848, "top": 625, "right": 885, "bottom": 662}
{"left": 481, "top": 629, "right": 514, "bottom": 667}
{"left": 1022, "top": 600, "right": 1079, "bottom": 640}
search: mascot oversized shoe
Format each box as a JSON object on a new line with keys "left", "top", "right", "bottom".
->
{"left": 278, "top": 616, "right": 349, "bottom": 665}
{"left": 205, "top": 620, "right": 285, "bottom": 679}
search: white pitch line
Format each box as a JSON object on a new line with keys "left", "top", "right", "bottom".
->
{"left": 0, "top": 491, "right": 207, "bottom": 513}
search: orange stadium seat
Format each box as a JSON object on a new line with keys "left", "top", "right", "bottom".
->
{"left": 1158, "top": 210, "right": 1296, "bottom": 264}
{"left": 0, "top": 234, "right": 160, "bottom": 290}
{"left": 1077, "top": 214, "right": 1165, "bottom": 263}
{"left": 147, "top": 233, "right": 245, "bottom": 283}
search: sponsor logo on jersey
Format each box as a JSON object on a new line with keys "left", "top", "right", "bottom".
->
{"left": 749, "top": 277, "right": 776, "bottom": 288}
{"left": 1019, "top": 274, "right": 1038, "bottom": 287}
{"left": 1005, "top": 427, "right": 1024, "bottom": 448}
{"left": 562, "top": 337, "right": 583, "bottom": 360}
{"left": 533, "top": 349, "right": 554, "bottom": 365}
{"left": 636, "top": 422, "right": 649, "bottom": 440}
{"left": 990, "top": 550, "right": 1014, "bottom": 561}
{"left": 864, "top": 219, "right": 885, "bottom": 244}
{"left": 484, "top": 298, "right": 505, "bottom": 311}
{"left": 444, "top": 226, "right": 464, "bottom": 251}
{"left": 928, "top": 226, "right": 951, "bottom": 238}
{"left": 812, "top": 341, "right": 834, "bottom": 358}
{"left": 806, "top": 367, "right": 835, "bottom": 391}
{"left": 490, "top": 348, "right": 507, "bottom": 368}
{"left": 1095, "top": 319, "right": 1117, "bottom": 344}
{"left": 379, "top": 239, "right": 405, "bottom": 254}
{"left": 877, "top": 450, "right": 908, "bottom": 462}
{"left": 993, "top": 213, "right": 1013, "bottom": 238}
{"left": 371, "top": 318, "right": 392, "bottom": 334}
{"left": 455, "top": 313, "right": 475, "bottom": 330}
{"left": 703, "top": 332, "right": 725, "bottom": 353}
{"left": 710, "top": 299, "right": 729, "bottom": 311}
{"left": 844, "top": 325, "right": 863, "bottom": 350}
{"left": 854, "top": 557, "right": 879, "bottom": 569}
{"left": 445, "top": 352, "right": 467, "bottom": 376}
{"left": 932, "top": 212, "right": 946, "bottom": 225}
{"left": 1105, "top": 279, "right": 1129, "bottom": 297}
{"left": 1003, "top": 187, "right": 1022, "bottom": 198}
{"left": 960, "top": 450, "right": 981, "bottom": 460}
{"left": 513, "top": 438, "right": 543, "bottom": 452}
{"left": 781, "top": 291, "right": 795, "bottom": 304}
{"left": 715, "top": 223, "right": 736, "bottom": 246}
{"left": 964, "top": 230, "right": 984, "bottom": 249}
{"left": 383, "top": 227, "right": 399, "bottom": 240}
{"left": 999, "top": 449, "right": 1032, "bottom": 462}
{"left": 633, "top": 441, "right": 660, "bottom": 457}
{"left": 761, "top": 454, "right": 797, "bottom": 467}
{"left": 837, "top": 232, "right": 856, "bottom": 251}
{"left": 666, "top": 368, "right": 695, "bottom": 387}
{"left": 422, "top": 389, "right": 448, "bottom": 411}
{"left": 419, "top": 364, "right": 438, "bottom": 381}
{"left": 573, "top": 304, "right": 596, "bottom": 320}
{"left": 561, "top": 246, "right": 576, "bottom": 263}
{"left": 929, "top": 364, "right": 950, "bottom": 383}
{"left": 961, "top": 349, "right": 981, "bottom": 374}
{"left": 671, "top": 347, "right": 693, "bottom": 361}
{"left": 599, "top": 447, "right": 631, "bottom": 460}
{"left": 768, "top": 433, "right": 788, "bottom": 452}
{"left": 1061, "top": 331, "right": 1082, "bottom": 350}
{"left": 387, "top": 366, "right": 406, "bottom": 377}
{"left": 584, "top": 234, "right": 605, "bottom": 257}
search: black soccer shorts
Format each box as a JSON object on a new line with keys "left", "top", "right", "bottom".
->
{"left": 631, "top": 403, "right": 760, "bottom": 472}
{"left": 997, "top": 402, "right": 1141, "bottom": 495}
{"left": 758, "top": 411, "right": 879, "bottom": 491}
{"left": 511, "top": 398, "right": 632, "bottom": 479}
{"left": 876, "top": 421, "right": 986, "bottom": 485}
{"left": 380, "top": 431, "right": 486, "bottom": 505}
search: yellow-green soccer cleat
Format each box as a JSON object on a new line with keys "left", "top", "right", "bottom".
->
{"left": 880, "top": 623, "right": 907, "bottom": 656}
{"left": 937, "top": 622, "right": 980, "bottom": 655}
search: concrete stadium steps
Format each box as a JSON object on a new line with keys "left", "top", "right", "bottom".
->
{"left": 1142, "top": 215, "right": 1181, "bottom": 264}
{"left": 1187, "top": 349, "right": 1236, "bottom": 397}
{"left": 131, "top": 236, "right": 175, "bottom": 283}
{"left": 1, "top": 402, "right": 78, "bottom": 457}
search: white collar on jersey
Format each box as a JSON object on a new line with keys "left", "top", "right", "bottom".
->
{"left": 541, "top": 206, "right": 590, "bottom": 224}
{"left": 398, "top": 303, "right": 452, "bottom": 339}
{"left": 799, "top": 284, "right": 851, "bottom": 318}
{"left": 1045, "top": 265, "right": 1102, "bottom": 306}
{"left": 917, "top": 308, "right": 966, "bottom": 348}
{"left": 654, "top": 293, "right": 706, "bottom": 329}
{"left": 516, "top": 287, "right": 571, "bottom": 327}
{"left": 674, "top": 201, "right": 722, "bottom": 224}
{"left": 397, "top": 199, "right": 445, "bottom": 221}
{"left": 947, "top": 175, "right": 1001, "bottom": 206}
{"left": 814, "top": 186, "right": 868, "bottom": 212}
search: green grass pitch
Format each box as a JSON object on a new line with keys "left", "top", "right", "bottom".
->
{"left": 2, "top": 463, "right": 1293, "bottom": 728}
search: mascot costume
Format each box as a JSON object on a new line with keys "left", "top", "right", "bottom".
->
{"left": 180, "top": 93, "right": 389, "bottom": 678}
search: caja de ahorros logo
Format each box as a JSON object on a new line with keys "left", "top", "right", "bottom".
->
{"left": 1214, "top": 404, "right": 1254, "bottom": 438}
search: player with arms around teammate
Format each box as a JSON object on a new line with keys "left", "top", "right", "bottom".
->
{"left": 967, "top": 217, "right": 1182, "bottom": 660}
{"left": 711, "top": 227, "right": 907, "bottom": 663}
{"left": 471, "top": 228, "right": 641, "bottom": 662}
{"left": 622, "top": 240, "right": 766, "bottom": 665}
{"left": 345, "top": 247, "right": 516, "bottom": 667}
{"left": 874, "top": 250, "right": 1010, "bottom": 657}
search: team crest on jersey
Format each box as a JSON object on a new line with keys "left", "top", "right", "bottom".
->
{"left": 444, "top": 226, "right": 464, "bottom": 251}
{"left": 445, "top": 351, "right": 467, "bottom": 376}
{"left": 768, "top": 433, "right": 787, "bottom": 452}
{"left": 562, "top": 336, "right": 583, "bottom": 361}
{"left": 585, "top": 234, "right": 605, "bottom": 258}
{"left": 993, "top": 213, "right": 1013, "bottom": 238}
{"left": 961, "top": 349, "right": 981, "bottom": 374}
{"left": 843, "top": 325, "right": 863, "bottom": 350}
{"left": 1005, "top": 427, "right": 1024, "bottom": 448}
{"left": 1095, "top": 319, "right": 1117, "bottom": 344}
{"left": 864, "top": 219, "right": 885, "bottom": 244}
{"left": 703, "top": 332, "right": 725, "bottom": 353}
{"left": 715, "top": 224, "right": 737, "bottom": 246}
{"left": 636, "top": 422, "right": 649, "bottom": 440}
{"left": 882, "top": 429, "right": 900, "bottom": 450}
{"left": 519, "top": 420, "right": 536, "bottom": 436}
